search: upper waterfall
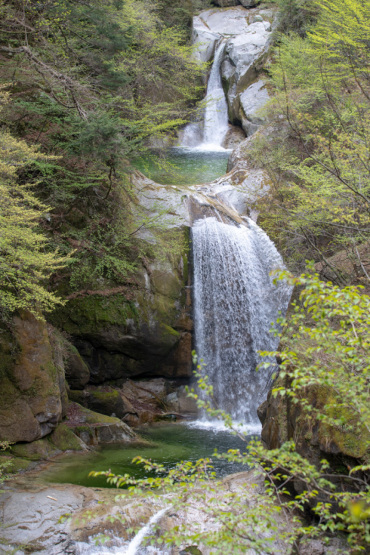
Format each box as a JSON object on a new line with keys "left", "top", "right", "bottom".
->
{"left": 192, "top": 216, "right": 291, "bottom": 425}
{"left": 202, "top": 41, "right": 229, "bottom": 148}
{"left": 180, "top": 41, "right": 229, "bottom": 151}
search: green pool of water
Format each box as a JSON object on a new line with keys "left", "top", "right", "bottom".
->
{"left": 41, "top": 423, "right": 255, "bottom": 488}
{"left": 134, "top": 148, "right": 230, "bottom": 185}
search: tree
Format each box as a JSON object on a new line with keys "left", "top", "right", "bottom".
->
{"left": 0, "top": 0, "right": 204, "bottom": 295}
{"left": 251, "top": 0, "right": 370, "bottom": 283}
{"left": 0, "top": 92, "right": 69, "bottom": 319}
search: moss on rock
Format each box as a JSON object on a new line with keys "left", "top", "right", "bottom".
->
{"left": 50, "top": 423, "right": 85, "bottom": 452}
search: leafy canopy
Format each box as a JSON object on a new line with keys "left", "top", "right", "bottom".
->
{"left": 252, "top": 0, "right": 370, "bottom": 282}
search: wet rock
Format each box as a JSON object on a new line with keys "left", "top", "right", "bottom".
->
{"left": 189, "top": 133, "right": 271, "bottom": 222}
{"left": 0, "top": 313, "right": 67, "bottom": 443}
{"left": 165, "top": 386, "right": 198, "bottom": 415}
{"left": 119, "top": 378, "right": 196, "bottom": 426}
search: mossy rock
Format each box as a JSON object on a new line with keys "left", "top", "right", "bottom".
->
{"left": 0, "top": 455, "right": 32, "bottom": 474}
{"left": 151, "top": 269, "right": 182, "bottom": 299}
{"left": 67, "top": 402, "right": 123, "bottom": 425}
{"left": 50, "top": 423, "right": 85, "bottom": 452}
{"left": 69, "top": 388, "right": 126, "bottom": 419}
{"left": 50, "top": 295, "right": 139, "bottom": 337}
{"left": 10, "top": 438, "right": 59, "bottom": 461}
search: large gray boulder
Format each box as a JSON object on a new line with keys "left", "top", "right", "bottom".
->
{"left": 192, "top": 7, "right": 251, "bottom": 63}
{"left": 221, "top": 22, "right": 272, "bottom": 122}
{"left": 239, "top": 79, "right": 270, "bottom": 135}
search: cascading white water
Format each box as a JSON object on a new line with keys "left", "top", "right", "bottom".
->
{"left": 180, "top": 42, "right": 229, "bottom": 150}
{"left": 202, "top": 41, "right": 229, "bottom": 148}
{"left": 192, "top": 217, "right": 291, "bottom": 425}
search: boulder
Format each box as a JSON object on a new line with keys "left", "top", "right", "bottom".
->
{"left": 239, "top": 79, "right": 270, "bottom": 135}
{"left": 221, "top": 22, "right": 272, "bottom": 122}
{"left": 221, "top": 124, "right": 246, "bottom": 149}
{"left": 64, "top": 342, "right": 90, "bottom": 390}
{"left": 69, "top": 387, "right": 128, "bottom": 419}
{"left": 9, "top": 423, "right": 86, "bottom": 462}
{"left": 0, "top": 313, "right": 68, "bottom": 443}
{"left": 192, "top": 7, "right": 251, "bottom": 64}
{"left": 65, "top": 402, "right": 137, "bottom": 445}
{"left": 239, "top": 0, "right": 261, "bottom": 7}
{"left": 213, "top": 0, "right": 239, "bottom": 6}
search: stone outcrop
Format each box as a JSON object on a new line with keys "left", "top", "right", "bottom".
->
{"left": 50, "top": 172, "right": 193, "bottom": 386}
{"left": 69, "top": 387, "right": 127, "bottom": 419}
{"left": 258, "top": 375, "right": 370, "bottom": 495}
{"left": 65, "top": 402, "right": 137, "bottom": 446}
{"left": 0, "top": 470, "right": 294, "bottom": 554}
{"left": 239, "top": 79, "right": 270, "bottom": 135}
{"left": 0, "top": 313, "right": 68, "bottom": 443}
{"left": 188, "top": 132, "right": 271, "bottom": 222}
{"left": 192, "top": 6, "right": 275, "bottom": 123}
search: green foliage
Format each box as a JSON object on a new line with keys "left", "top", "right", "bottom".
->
{"left": 0, "top": 441, "right": 11, "bottom": 489}
{"left": 269, "top": 267, "right": 370, "bottom": 441}
{"left": 91, "top": 273, "right": 370, "bottom": 553}
{"left": 0, "top": 122, "right": 70, "bottom": 319}
{"left": 272, "top": 0, "right": 318, "bottom": 37}
{"left": 0, "top": 0, "right": 204, "bottom": 298}
{"left": 252, "top": 0, "right": 370, "bottom": 282}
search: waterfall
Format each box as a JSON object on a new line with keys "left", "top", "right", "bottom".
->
{"left": 122, "top": 507, "right": 169, "bottom": 555}
{"left": 192, "top": 217, "right": 291, "bottom": 425}
{"left": 180, "top": 42, "right": 229, "bottom": 150}
{"left": 75, "top": 508, "right": 169, "bottom": 555}
{"left": 202, "top": 41, "right": 229, "bottom": 148}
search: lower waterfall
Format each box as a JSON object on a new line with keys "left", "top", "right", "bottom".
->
{"left": 192, "top": 217, "right": 291, "bottom": 425}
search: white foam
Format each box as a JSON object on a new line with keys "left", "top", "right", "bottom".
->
{"left": 187, "top": 419, "right": 262, "bottom": 435}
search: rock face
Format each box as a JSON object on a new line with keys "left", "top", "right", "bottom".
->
{"left": 0, "top": 470, "right": 294, "bottom": 555}
{"left": 259, "top": 375, "right": 370, "bottom": 485}
{"left": 192, "top": 6, "right": 275, "bottom": 123}
{"left": 51, "top": 173, "right": 193, "bottom": 386}
{"left": 0, "top": 313, "right": 68, "bottom": 443}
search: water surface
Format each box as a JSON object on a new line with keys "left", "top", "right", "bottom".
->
{"left": 134, "top": 147, "right": 230, "bottom": 185}
{"left": 42, "top": 422, "right": 255, "bottom": 488}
